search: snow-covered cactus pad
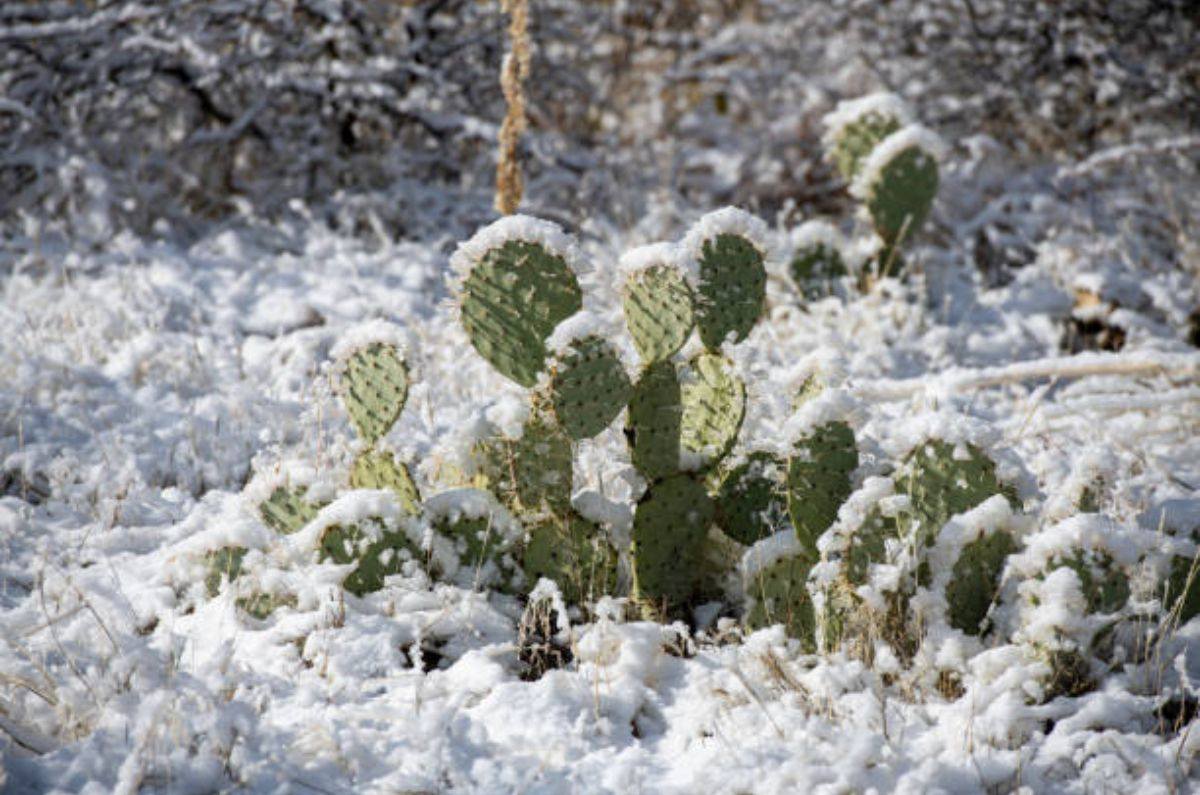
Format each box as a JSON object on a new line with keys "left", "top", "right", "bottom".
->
{"left": 204, "top": 546, "right": 291, "bottom": 619}
{"left": 337, "top": 342, "right": 410, "bottom": 446}
{"left": 788, "top": 220, "right": 848, "bottom": 301}
{"left": 523, "top": 511, "right": 619, "bottom": 607}
{"left": 259, "top": 485, "right": 324, "bottom": 535}
{"left": 453, "top": 217, "right": 585, "bottom": 387}
{"left": 679, "top": 352, "right": 746, "bottom": 471}
{"left": 743, "top": 531, "right": 818, "bottom": 649}
{"left": 545, "top": 331, "right": 633, "bottom": 440}
{"left": 425, "top": 488, "right": 524, "bottom": 591}
{"left": 682, "top": 208, "right": 768, "bottom": 350}
{"left": 919, "top": 496, "right": 1020, "bottom": 637}
{"left": 896, "top": 438, "right": 1017, "bottom": 553}
{"left": 626, "top": 359, "right": 684, "bottom": 481}
{"left": 822, "top": 92, "right": 912, "bottom": 181}
{"left": 786, "top": 421, "right": 859, "bottom": 554}
{"left": 318, "top": 519, "right": 424, "bottom": 597}
{"left": 479, "top": 406, "right": 574, "bottom": 516}
{"left": 853, "top": 127, "right": 943, "bottom": 252}
{"left": 620, "top": 247, "right": 695, "bottom": 363}
{"left": 716, "top": 451, "right": 790, "bottom": 546}
{"left": 631, "top": 474, "right": 714, "bottom": 610}
{"left": 349, "top": 449, "right": 421, "bottom": 516}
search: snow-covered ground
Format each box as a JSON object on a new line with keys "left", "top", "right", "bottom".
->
{"left": 3, "top": 2, "right": 1200, "bottom": 792}
{"left": 2, "top": 161, "right": 1199, "bottom": 791}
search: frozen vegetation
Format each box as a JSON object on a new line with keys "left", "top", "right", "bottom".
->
{"left": 2, "top": 1, "right": 1199, "bottom": 792}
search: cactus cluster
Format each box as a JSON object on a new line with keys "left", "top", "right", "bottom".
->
{"left": 202, "top": 96, "right": 1199, "bottom": 703}
{"left": 789, "top": 92, "right": 943, "bottom": 298}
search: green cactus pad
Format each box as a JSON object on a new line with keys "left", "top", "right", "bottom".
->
{"left": 1062, "top": 551, "right": 1130, "bottom": 614}
{"left": 338, "top": 342, "right": 409, "bottom": 445}
{"left": 319, "top": 520, "right": 426, "bottom": 596}
{"left": 695, "top": 233, "right": 767, "bottom": 350}
{"left": 259, "top": 486, "right": 324, "bottom": 535}
{"left": 898, "top": 440, "right": 1016, "bottom": 550}
{"left": 622, "top": 264, "right": 695, "bottom": 363}
{"left": 626, "top": 360, "right": 684, "bottom": 481}
{"left": 523, "top": 512, "right": 619, "bottom": 606}
{"left": 865, "top": 145, "right": 939, "bottom": 248}
{"left": 786, "top": 421, "right": 859, "bottom": 555}
{"left": 680, "top": 353, "right": 746, "bottom": 471}
{"left": 745, "top": 553, "right": 817, "bottom": 649}
{"left": 716, "top": 452, "right": 790, "bottom": 546}
{"left": 790, "top": 243, "right": 848, "bottom": 301}
{"left": 631, "top": 474, "right": 715, "bottom": 609}
{"left": 428, "top": 492, "right": 523, "bottom": 591}
{"left": 459, "top": 240, "right": 584, "bottom": 387}
{"left": 1165, "top": 553, "right": 1200, "bottom": 625}
{"left": 945, "top": 530, "right": 1017, "bottom": 635}
{"left": 480, "top": 407, "right": 574, "bottom": 515}
{"left": 204, "top": 546, "right": 293, "bottom": 619}
{"left": 548, "top": 335, "right": 634, "bottom": 440}
{"left": 349, "top": 450, "right": 421, "bottom": 515}
{"left": 830, "top": 112, "right": 903, "bottom": 182}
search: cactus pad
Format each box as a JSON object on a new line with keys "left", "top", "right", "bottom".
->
{"left": 786, "top": 421, "right": 859, "bottom": 554}
{"left": 897, "top": 440, "right": 1015, "bottom": 549}
{"left": 830, "top": 111, "right": 902, "bottom": 181}
{"left": 716, "top": 452, "right": 790, "bottom": 546}
{"left": 745, "top": 553, "right": 817, "bottom": 649}
{"left": 338, "top": 342, "right": 409, "bottom": 445}
{"left": 259, "top": 486, "right": 323, "bottom": 535}
{"left": 548, "top": 335, "right": 633, "bottom": 440}
{"left": 204, "top": 546, "right": 293, "bottom": 619}
{"left": 631, "top": 474, "right": 715, "bottom": 609}
{"left": 622, "top": 264, "right": 695, "bottom": 363}
{"left": 694, "top": 233, "right": 767, "bottom": 350}
{"left": 680, "top": 353, "right": 746, "bottom": 471}
{"left": 626, "top": 360, "right": 684, "bottom": 481}
{"left": 1165, "top": 553, "right": 1200, "bottom": 624}
{"left": 319, "top": 520, "right": 425, "bottom": 597}
{"left": 789, "top": 242, "right": 848, "bottom": 301}
{"left": 865, "top": 145, "right": 939, "bottom": 249}
{"left": 349, "top": 450, "right": 421, "bottom": 515}
{"left": 945, "top": 530, "right": 1016, "bottom": 635}
{"left": 428, "top": 491, "right": 523, "bottom": 591}
{"left": 459, "top": 240, "right": 583, "bottom": 387}
{"left": 480, "top": 407, "right": 574, "bottom": 515}
{"left": 1061, "top": 551, "right": 1130, "bottom": 614}
{"left": 523, "top": 512, "right": 619, "bottom": 606}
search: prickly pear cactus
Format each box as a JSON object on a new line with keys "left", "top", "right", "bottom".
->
{"left": 786, "top": 421, "right": 859, "bottom": 554}
{"left": 830, "top": 112, "right": 904, "bottom": 182}
{"left": 623, "top": 263, "right": 695, "bottom": 364}
{"left": 863, "top": 140, "right": 939, "bottom": 250}
{"left": 716, "top": 452, "right": 790, "bottom": 546}
{"left": 626, "top": 359, "right": 683, "bottom": 481}
{"left": 631, "top": 474, "right": 715, "bottom": 610}
{"left": 427, "top": 489, "right": 523, "bottom": 591}
{"left": 744, "top": 544, "right": 818, "bottom": 650}
{"left": 349, "top": 449, "right": 421, "bottom": 515}
{"left": 319, "top": 519, "right": 426, "bottom": 597}
{"left": 479, "top": 406, "right": 574, "bottom": 515}
{"left": 1165, "top": 551, "right": 1200, "bottom": 625}
{"left": 259, "top": 486, "right": 323, "bottom": 535}
{"left": 338, "top": 342, "right": 410, "bottom": 446}
{"left": 547, "top": 335, "right": 633, "bottom": 440}
{"left": 204, "top": 547, "right": 292, "bottom": 619}
{"left": 790, "top": 241, "right": 847, "bottom": 301}
{"left": 680, "top": 353, "right": 746, "bottom": 471}
{"left": 458, "top": 238, "right": 583, "bottom": 387}
{"left": 523, "top": 511, "right": 619, "bottom": 606}
{"left": 1061, "top": 550, "right": 1131, "bottom": 614}
{"left": 693, "top": 233, "right": 767, "bottom": 350}
{"left": 897, "top": 440, "right": 1016, "bottom": 550}
{"left": 945, "top": 530, "right": 1016, "bottom": 635}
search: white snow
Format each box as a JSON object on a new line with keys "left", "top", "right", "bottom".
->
{"left": 820, "top": 91, "right": 914, "bottom": 149}
{"left": 449, "top": 213, "right": 590, "bottom": 280}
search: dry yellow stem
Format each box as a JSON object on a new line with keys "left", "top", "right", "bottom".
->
{"left": 495, "top": 0, "right": 530, "bottom": 215}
